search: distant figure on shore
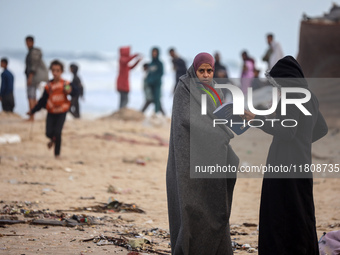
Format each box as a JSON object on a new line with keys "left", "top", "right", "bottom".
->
{"left": 251, "top": 68, "right": 266, "bottom": 91}
{"left": 213, "top": 52, "right": 229, "bottom": 80}
{"left": 27, "top": 60, "right": 72, "bottom": 159}
{"left": 69, "top": 63, "right": 84, "bottom": 118}
{"left": 141, "top": 63, "right": 165, "bottom": 115}
{"left": 240, "top": 50, "right": 255, "bottom": 95}
{"left": 169, "top": 48, "right": 187, "bottom": 93}
{"left": 0, "top": 58, "right": 15, "bottom": 112}
{"left": 25, "top": 35, "right": 48, "bottom": 121}
{"left": 262, "top": 33, "right": 284, "bottom": 70}
{"left": 146, "top": 47, "right": 164, "bottom": 115}
{"left": 141, "top": 63, "right": 153, "bottom": 112}
{"left": 214, "top": 52, "right": 231, "bottom": 100}
{"left": 116, "top": 46, "right": 141, "bottom": 109}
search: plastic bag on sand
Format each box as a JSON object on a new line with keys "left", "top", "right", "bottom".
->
{"left": 319, "top": 230, "right": 340, "bottom": 255}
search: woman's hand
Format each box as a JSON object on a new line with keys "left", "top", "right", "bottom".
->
{"left": 241, "top": 110, "right": 256, "bottom": 121}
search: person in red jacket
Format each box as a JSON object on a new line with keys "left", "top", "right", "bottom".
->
{"left": 116, "top": 46, "right": 141, "bottom": 109}
{"left": 27, "top": 60, "right": 72, "bottom": 158}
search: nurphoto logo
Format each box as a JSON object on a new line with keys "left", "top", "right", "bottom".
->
{"left": 200, "top": 83, "right": 312, "bottom": 128}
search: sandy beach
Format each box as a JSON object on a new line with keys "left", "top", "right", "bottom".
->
{"left": 0, "top": 110, "right": 339, "bottom": 254}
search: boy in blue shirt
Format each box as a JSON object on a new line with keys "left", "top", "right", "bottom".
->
{"left": 0, "top": 58, "right": 15, "bottom": 112}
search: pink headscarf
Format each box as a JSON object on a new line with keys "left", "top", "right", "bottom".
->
{"left": 193, "top": 52, "right": 215, "bottom": 72}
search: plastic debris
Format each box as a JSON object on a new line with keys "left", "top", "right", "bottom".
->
{"left": 80, "top": 196, "right": 95, "bottom": 200}
{"left": 69, "top": 199, "right": 145, "bottom": 214}
{"left": 0, "top": 134, "right": 21, "bottom": 144}
{"left": 107, "top": 185, "right": 119, "bottom": 194}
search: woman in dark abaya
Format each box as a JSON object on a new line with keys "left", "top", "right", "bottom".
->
{"left": 243, "top": 56, "right": 328, "bottom": 254}
{"left": 166, "top": 53, "right": 239, "bottom": 255}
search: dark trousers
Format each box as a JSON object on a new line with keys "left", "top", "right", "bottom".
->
{"left": 119, "top": 91, "right": 128, "bottom": 109}
{"left": 149, "top": 85, "right": 161, "bottom": 113}
{"left": 70, "top": 96, "right": 80, "bottom": 118}
{"left": 46, "top": 112, "right": 67, "bottom": 156}
{"left": 1, "top": 93, "right": 15, "bottom": 112}
{"left": 141, "top": 100, "right": 165, "bottom": 115}
{"left": 259, "top": 178, "right": 319, "bottom": 255}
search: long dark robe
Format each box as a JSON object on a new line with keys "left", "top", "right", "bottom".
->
{"left": 166, "top": 65, "right": 239, "bottom": 255}
{"left": 255, "top": 56, "right": 328, "bottom": 255}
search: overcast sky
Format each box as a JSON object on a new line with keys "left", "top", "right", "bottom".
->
{"left": 0, "top": 0, "right": 335, "bottom": 64}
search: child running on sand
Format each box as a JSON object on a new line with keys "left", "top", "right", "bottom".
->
{"left": 27, "top": 60, "right": 72, "bottom": 158}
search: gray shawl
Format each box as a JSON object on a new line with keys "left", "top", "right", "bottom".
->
{"left": 166, "top": 65, "right": 239, "bottom": 255}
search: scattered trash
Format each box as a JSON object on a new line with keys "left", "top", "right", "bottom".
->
{"left": 123, "top": 157, "right": 147, "bottom": 166}
{"left": 231, "top": 240, "right": 257, "bottom": 252}
{"left": 128, "top": 238, "right": 150, "bottom": 249}
{"left": 42, "top": 188, "right": 55, "bottom": 193}
{"left": 107, "top": 185, "right": 119, "bottom": 194}
{"left": 319, "top": 230, "right": 340, "bottom": 255}
{"left": 242, "top": 244, "right": 251, "bottom": 249}
{"left": 0, "top": 233, "right": 24, "bottom": 237}
{"left": 80, "top": 196, "right": 95, "bottom": 200}
{"left": 68, "top": 199, "right": 145, "bottom": 214}
{"left": 0, "top": 134, "right": 21, "bottom": 144}
{"left": 248, "top": 247, "right": 257, "bottom": 253}
{"left": 230, "top": 230, "right": 248, "bottom": 235}
{"left": 0, "top": 219, "right": 26, "bottom": 225}
{"left": 64, "top": 167, "right": 72, "bottom": 172}
{"left": 107, "top": 186, "right": 132, "bottom": 195}
{"left": 75, "top": 225, "right": 85, "bottom": 231}
{"left": 82, "top": 234, "right": 170, "bottom": 254}
{"left": 329, "top": 223, "right": 340, "bottom": 228}
{"left": 136, "top": 159, "right": 146, "bottom": 166}
{"left": 0, "top": 200, "right": 170, "bottom": 254}
{"left": 74, "top": 161, "right": 84, "bottom": 165}
{"left": 243, "top": 222, "right": 258, "bottom": 227}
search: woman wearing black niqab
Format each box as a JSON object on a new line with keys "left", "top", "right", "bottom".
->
{"left": 244, "top": 56, "right": 328, "bottom": 254}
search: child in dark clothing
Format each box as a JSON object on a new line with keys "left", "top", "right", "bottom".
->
{"left": 69, "top": 63, "right": 84, "bottom": 118}
{"left": 0, "top": 58, "right": 15, "bottom": 112}
{"left": 27, "top": 60, "right": 72, "bottom": 158}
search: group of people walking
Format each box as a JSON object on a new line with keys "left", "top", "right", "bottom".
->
{"left": 240, "top": 33, "right": 284, "bottom": 95}
{"left": 116, "top": 46, "right": 187, "bottom": 116}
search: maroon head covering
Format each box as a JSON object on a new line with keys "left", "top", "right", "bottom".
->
{"left": 193, "top": 52, "right": 215, "bottom": 72}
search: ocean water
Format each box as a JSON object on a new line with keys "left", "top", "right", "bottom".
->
{"left": 0, "top": 50, "right": 244, "bottom": 119}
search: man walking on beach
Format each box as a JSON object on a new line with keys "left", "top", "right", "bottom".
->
{"left": 262, "top": 33, "right": 284, "bottom": 70}
{"left": 25, "top": 35, "right": 48, "bottom": 121}
{"left": 169, "top": 48, "right": 187, "bottom": 93}
{"left": 0, "top": 58, "right": 15, "bottom": 112}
